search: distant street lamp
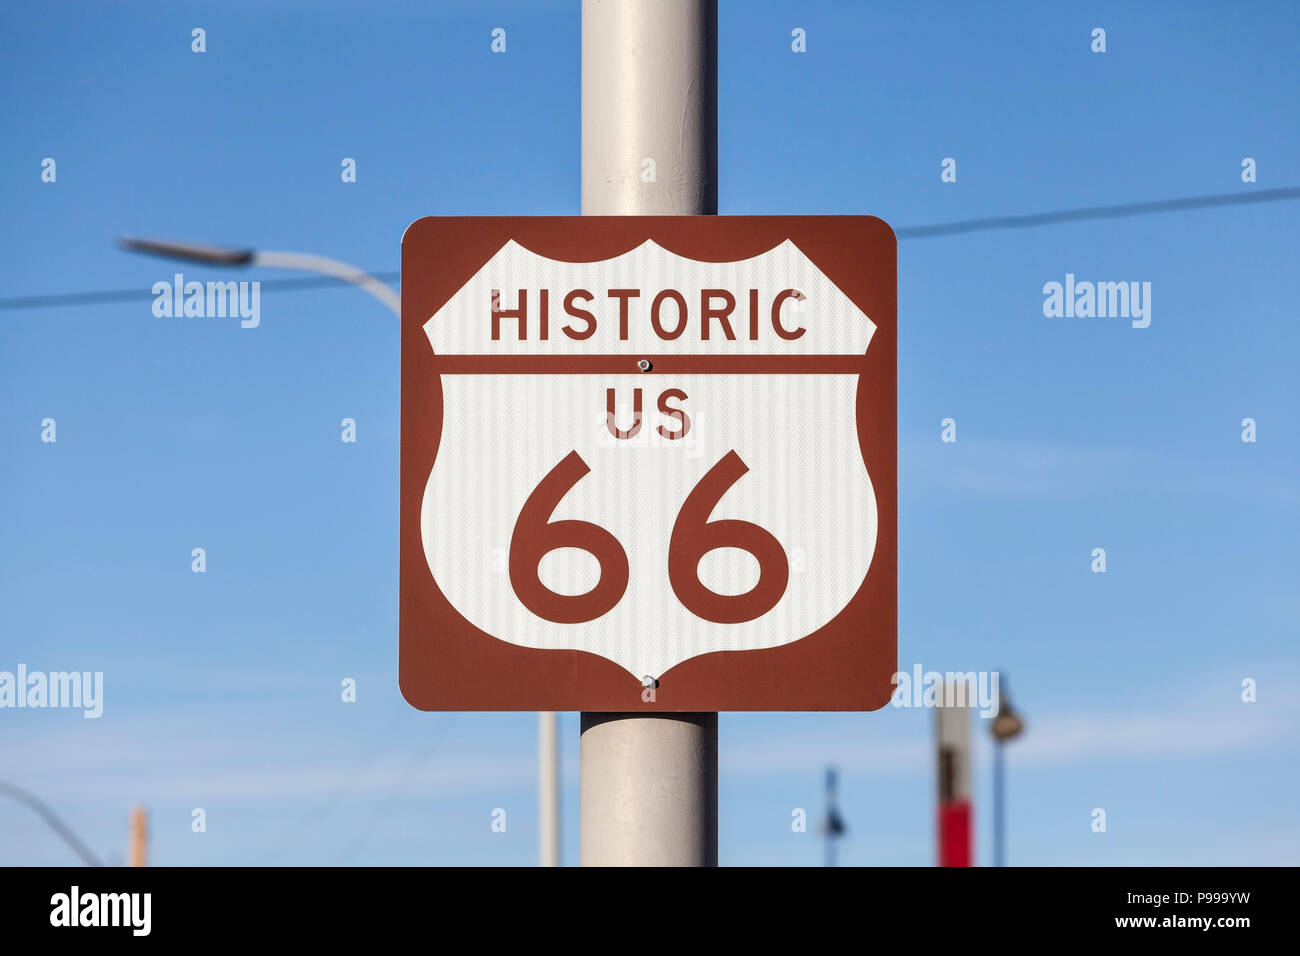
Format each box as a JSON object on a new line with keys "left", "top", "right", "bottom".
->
{"left": 991, "top": 676, "right": 1025, "bottom": 867}
{"left": 115, "top": 235, "right": 574, "bottom": 865}
{"left": 820, "top": 766, "right": 847, "bottom": 867}
{"left": 116, "top": 235, "right": 401, "bottom": 315}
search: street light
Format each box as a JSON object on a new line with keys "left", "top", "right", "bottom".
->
{"left": 990, "top": 675, "right": 1025, "bottom": 867}
{"left": 116, "top": 235, "right": 401, "bottom": 315}
{"left": 0, "top": 781, "right": 103, "bottom": 866}
{"left": 820, "top": 765, "right": 847, "bottom": 867}
{"left": 116, "top": 235, "right": 567, "bottom": 864}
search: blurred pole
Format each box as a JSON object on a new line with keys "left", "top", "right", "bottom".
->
{"left": 990, "top": 675, "right": 1025, "bottom": 867}
{"left": 822, "top": 766, "right": 846, "bottom": 867}
{"left": 993, "top": 738, "right": 1006, "bottom": 867}
{"left": 935, "top": 680, "right": 972, "bottom": 866}
{"left": 539, "top": 711, "right": 560, "bottom": 866}
{"left": 825, "top": 768, "right": 836, "bottom": 867}
{"left": 128, "top": 805, "right": 148, "bottom": 867}
{"left": 578, "top": 0, "right": 719, "bottom": 867}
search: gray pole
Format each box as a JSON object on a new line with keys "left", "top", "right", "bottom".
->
{"left": 824, "top": 768, "right": 836, "bottom": 868}
{"left": 539, "top": 710, "right": 560, "bottom": 866}
{"left": 581, "top": 0, "right": 717, "bottom": 217}
{"left": 993, "top": 739, "right": 1005, "bottom": 867}
{"left": 579, "top": 0, "right": 719, "bottom": 867}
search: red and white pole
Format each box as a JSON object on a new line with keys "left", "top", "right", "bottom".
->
{"left": 936, "top": 682, "right": 972, "bottom": 866}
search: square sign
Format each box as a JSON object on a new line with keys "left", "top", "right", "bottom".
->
{"left": 400, "top": 216, "right": 895, "bottom": 711}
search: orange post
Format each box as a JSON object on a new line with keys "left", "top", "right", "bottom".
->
{"left": 128, "top": 805, "right": 148, "bottom": 867}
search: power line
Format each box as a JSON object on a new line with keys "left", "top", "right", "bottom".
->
{"left": 250, "top": 710, "right": 413, "bottom": 866}
{"left": 894, "top": 186, "right": 1300, "bottom": 239}
{"left": 0, "top": 272, "right": 400, "bottom": 312}
{"left": 333, "top": 715, "right": 456, "bottom": 865}
{"left": 1, "top": 187, "right": 1296, "bottom": 313}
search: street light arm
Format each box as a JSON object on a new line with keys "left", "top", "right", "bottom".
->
{"left": 254, "top": 250, "right": 401, "bottom": 315}
{"left": 116, "top": 236, "right": 400, "bottom": 316}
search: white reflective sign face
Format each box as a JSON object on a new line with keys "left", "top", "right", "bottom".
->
{"left": 420, "top": 239, "right": 877, "bottom": 679}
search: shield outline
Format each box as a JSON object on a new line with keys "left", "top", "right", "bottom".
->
{"left": 400, "top": 216, "right": 896, "bottom": 711}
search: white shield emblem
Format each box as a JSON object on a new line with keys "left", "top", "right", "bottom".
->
{"left": 421, "top": 238, "right": 877, "bottom": 680}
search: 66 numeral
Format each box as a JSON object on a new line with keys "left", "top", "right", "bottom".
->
{"left": 509, "top": 451, "right": 789, "bottom": 625}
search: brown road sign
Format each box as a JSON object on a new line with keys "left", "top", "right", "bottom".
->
{"left": 400, "top": 216, "right": 895, "bottom": 711}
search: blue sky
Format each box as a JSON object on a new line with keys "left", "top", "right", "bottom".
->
{"left": 1, "top": 0, "right": 1297, "bottom": 866}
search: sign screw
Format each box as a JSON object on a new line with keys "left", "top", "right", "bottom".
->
{"left": 641, "top": 676, "right": 658, "bottom": 688}
{"left": 636, "top": 359, "right": 652, "bottom": 372}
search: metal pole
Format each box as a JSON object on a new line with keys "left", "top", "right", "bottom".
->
{"left": 581, "top": 0, "right": 717, "bottom": 217}
{"left": 579, "top": 0, "right": 718, "bottom": 868}
{"left": 580, "top": 713, "right": 717, "bottom": 866}
{"left": 990, "top": 674, "right": 1025, "bottom": 867}
{"left": 253, "top": 250, "right": 401, "bottom": 315}
{"left": 824, "top": 767, "right": 838, "bottom": 868}
{"left": 935, "top": 679, "right": 973, "bottom": 866}
{"left": 539, "top": 711, "right": 560, "bottom": 866}
{"left": 993, "top": 739, "right": 1005, "bottom": 867}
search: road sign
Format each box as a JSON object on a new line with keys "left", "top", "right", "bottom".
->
{"left": 400, "top": 216, "right": 895, "bottom": 711}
